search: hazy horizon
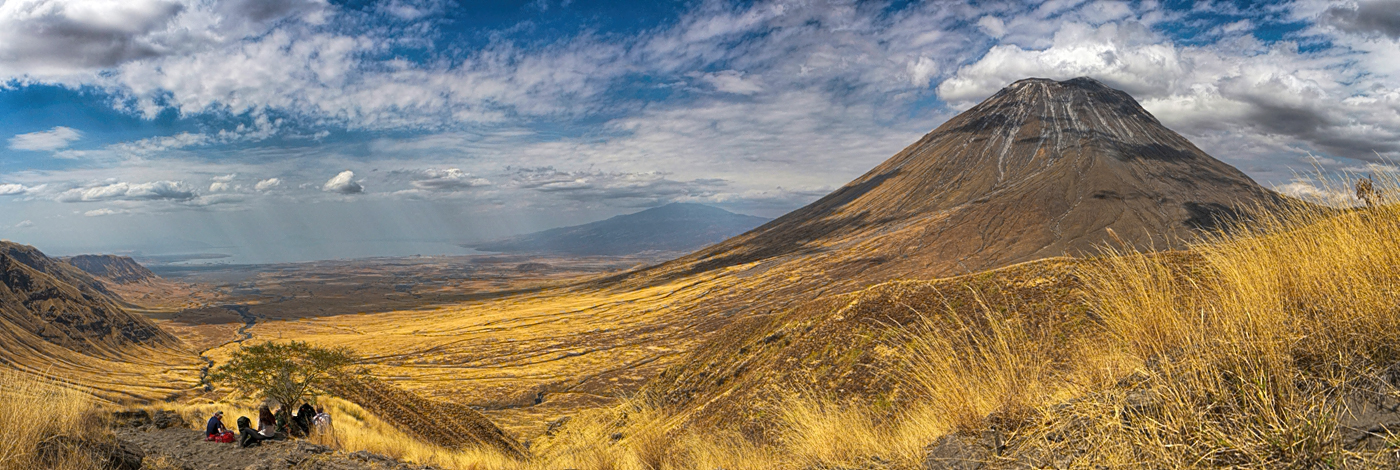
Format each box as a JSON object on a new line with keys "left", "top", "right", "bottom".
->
{"left": 3, "top": 0, "right": 1398, "bottom": 263}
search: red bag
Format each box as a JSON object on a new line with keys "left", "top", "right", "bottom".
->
{"left": 206, "top": 431, "right": 235, "bottom": 443}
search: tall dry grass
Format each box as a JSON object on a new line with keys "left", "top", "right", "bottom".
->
{"left": 66, "top": 178, "right": 1400, "bottom": 469}
{"left": 1047, "top": 182, "right": 1400, "bottom": 467}
{"left": 0, "top": 370, "right": 105, "bottom": 470}
{"left": 529, "top": 178, "right": 1400, "bottom": 469}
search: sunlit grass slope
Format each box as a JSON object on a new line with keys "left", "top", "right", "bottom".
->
{"left": 0, "top": 370, "right": 108, "bottom": 470}
{"left": 178, "top": 184, "right": 1400, "bottom": 469}
{"left": 517, "top": 196, "right": 1400, "bottom": 468}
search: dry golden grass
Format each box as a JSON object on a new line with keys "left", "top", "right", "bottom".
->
{"left": 519, "top": 180, "right": 1400, "bottom": 469}
{"left": 0, "top": 370, "right": 105, "bottom": 470}
{"left": 33, "top": 178, "right": 1400, "bottom": 469}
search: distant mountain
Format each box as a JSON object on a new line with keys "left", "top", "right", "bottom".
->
{"left": 64, "top": 254, "right": 160, "bottom": 284}
{"left": 469, "top": 203, "right": 770, "bottom": 256}
{"left": 615, "top": 77, "right": 1286, "bottom": 290}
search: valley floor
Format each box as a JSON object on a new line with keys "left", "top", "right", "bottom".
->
{"left": 12, "top": 201, "right": 1400, "bottom": 469}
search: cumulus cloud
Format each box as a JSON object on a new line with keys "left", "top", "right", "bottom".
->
{"left": 14, "top": 220, "right": 35, "bottom": 228}
{"left": 254, "top": 178, "right": 281, "bottom": 191}
{"left": 209, "top": 173, "right": 237, "bottom": 192}
{"left": 322, "top": 170, "right": 363, "bottom": 194}
{"left": 399, "top": 168, "right": 491, "bottom": 192}
{"left": 83, "top": 208, "right": 129, "bottom": 217}
{"left": 9, "top": 126, "right": 81, "bottom": 151}
{"left": 0, "top": 0, "right": 185, "bottom": 79}
{"left": 0, "top": 183, "right": 44, "bottom": 195}
{"left": 1323, "top": 0, "right": 1400, "bottom": 39}
{"left": 1274, "top": 179, "right": 1358, "bottom": 207}
{"left": 57, "top": 180, "right": 196, "bottom": 202}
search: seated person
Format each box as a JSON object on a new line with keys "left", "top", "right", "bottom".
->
{"left": 204, "top": 411, "right": 234, "bottom": 443}
{"left": 295, "top": 403, "right": 317, "bottom": 436}
{"left": 312, "top": 407, "right": 332, "bottom": 431}
{"left": 257, "top": 405, "right": 284, "bottom": 439}
{"left": 236, "top": 416, "right": 271, "bottom": 448}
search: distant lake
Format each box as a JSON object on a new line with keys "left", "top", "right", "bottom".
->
{"left": 137, "top": 240, "right": 488, "bottom": 266}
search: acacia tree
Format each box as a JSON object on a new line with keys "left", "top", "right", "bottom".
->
{"left": 210, "top": 341, "right": 360, "bottom": 411}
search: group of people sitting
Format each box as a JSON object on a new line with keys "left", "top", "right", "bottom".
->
{"left": 204, "top": 402, "right": 333, "bottom": 448}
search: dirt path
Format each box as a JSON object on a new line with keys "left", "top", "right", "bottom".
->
{"left": 116, "top": 426, "right": 438, "bottom": 470}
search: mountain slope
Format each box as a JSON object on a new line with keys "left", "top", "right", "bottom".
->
{"left": 627, "top": 78, "right": 1289, "bottom": 437}
{"left": 0, "top": 241, "right": 198, "bottom": 401}
{"left": 615, "top": 77, "right": 1283, "bottom": 291}
{"left": 471, "top": 203, "right": 769, "bottom": 256}
{"left": 1, "top": 242, "right": 177, "bottom": 354}
{"left": 64, "top": 254, "right": 160, "bottom": 285}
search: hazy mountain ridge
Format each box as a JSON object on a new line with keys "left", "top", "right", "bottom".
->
{"left": 64, "top": 254, "right": 161, "bottom": 285}
{"left": 470, "top": 202, "right": 770, "bottom": 256}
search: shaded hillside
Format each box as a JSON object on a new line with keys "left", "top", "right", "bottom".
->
{"left": 471, "top": 203, "right": 769, "bottom": 256}
{"left": 65, "top": 254, "right": 160, "bottom": 284}
{"left": 0, "top": 242, "right": 200, "bottom": 402}
{"left": 1, "top": 242, "right": 177, "bottom": 354}
{"left": 610, "top": 77, "right": 1283, "bottom": 293}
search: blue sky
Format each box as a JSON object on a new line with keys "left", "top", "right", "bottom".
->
{"left": 1, "top": 0, "right": 1398, "bottom": 262}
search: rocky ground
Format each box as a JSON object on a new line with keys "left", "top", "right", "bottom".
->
{"left": 107, "top": 411, "right": 441, "bottom": 470}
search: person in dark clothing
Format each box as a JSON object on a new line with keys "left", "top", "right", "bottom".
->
{"left": 205, "top": 411, "right": 227, "bottom": 436}
{"left": 204, "top": 411, "right": 234, "bottom": 442}
{"left": 237, "top": 416, "right": 270, "bottom": 448}
{"left": 294, "top": 403, "right": 316, "bottom": 437}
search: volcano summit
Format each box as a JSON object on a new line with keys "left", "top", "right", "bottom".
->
{"left": 635, "top": 77, "right": 1285, "bottom": 289}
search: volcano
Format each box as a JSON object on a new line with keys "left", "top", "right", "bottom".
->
{"left": 626, "top": 77, "right": 1284, "bottom": 288}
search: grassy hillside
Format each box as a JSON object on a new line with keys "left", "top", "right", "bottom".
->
{"left": 28, "top": 182, "right": 1395, "bottom": 469}
{"left": 514, "top": 194, "right": 1400, "bottom": 468}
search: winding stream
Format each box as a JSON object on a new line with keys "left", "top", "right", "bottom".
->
{"left": 197, "top": 304, "right": 259, "bottom": 391}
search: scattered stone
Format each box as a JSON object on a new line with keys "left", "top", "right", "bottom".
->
{"left": 152, "top": 409, "right": 187, "bottom": 429}
{"left": 923, "top": 430, "right": 1004, "bottom": 470}
{"left": 37, "top": 435, "right": 144, "bottom": 470}
{"left": 112, "top": 410, "right": 153, "bottom": 427}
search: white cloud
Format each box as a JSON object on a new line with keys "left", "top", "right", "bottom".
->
{"left": 14, "top": 220, "right": 34, "bottom": 228}
{"left": 1274, "top": 179, "right": 1357, "bottom": 207}
{"left": 254, "top": 178, "right": 281, "bottom": 191}
{"left": 9, "top": 126, "right": 81, "bottom": 151}
{"left": 322, "top": 170, "right": 363, "bottom": 194}
{"left": 403, "top": 168, "right": 491, "bottom": 192}
{"left": 83, "top": 208, "right": 128, "bottom": 217}
{"left": 209, "top": 173, "right": 237, "bottom": 192}
{"left": 697, "top": 70, "right": 764, "bottom": 95}
{"left": 57, "top": 180, "right": 196, "bottom": 202}
{"left": 977, "top": 16, "right": 1006, "bottom": 38}
{"left": 0, "top": 183, "right": 43, "bottom": 195}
